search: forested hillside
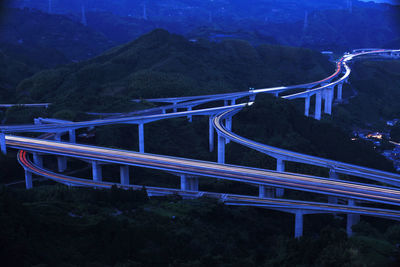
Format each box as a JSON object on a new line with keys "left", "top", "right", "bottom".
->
{"left": 16, "top": 29, "right": 332, "bottom": 113}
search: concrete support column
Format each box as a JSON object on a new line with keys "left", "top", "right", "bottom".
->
{"left": 187, "top": 106, "right": 193, "bottom": 122}
{"left": 231, "top": 99, "right": 236, "bottom": 105}
{"left": 328, "top": 87, "right": 334, "bottom": 114}
{"left": 304, "top": 96, "right": 310, "bottom": 117}
{"left": 218, "top": 135, "right": 225, "bottom": 164}
{"left": 276, "top": 158, "right": 285, "bottom": 197}
{"left": 324, "top": 90, "right": 330, "bottom": 114}
{"left": 180, "top": 174, "right": 188, "bottom": 191}
{"left": 315, "top": 91, "right": 322, "bottom": 120}
{"left": 180, "top": 175, "right": 198, "bottom": 191}
{"left": 295, "top": 210, "right": 304, "bottom": 238}
{"left": 328, "top": 169, "right": 339, "bottom": 204}
{"left": 173, "top": 102, "right": 178, "bottom": 113}
{"left": 347, "top": 199, "right": 360, "bottom": 237}
{"left": 337, "top": 83, "right": 343, "bottom": 101}
{"left": 92, "top": 161, "right": 102, "bottom": 182}
{"left": 209, "top": 117, "right": 214, "bottom": 152}
{"left": 138, "top": 123, "right": 144, "bottom": 153}
{"left": 225, "top": 117, "right": 232, "bottom": 144}
{"left": 33, "top": 153, "right": 43, "bottom": 168}
{"left": 57, "top": 156, "right": 67, "bottom": 172}
{"left": 55, "top": 133, "right": 62, "bottom": 141}
{"left": 259, "top": 185, "right": 274, "bottom": 198}
{"left": 120, "top": 165, "right": 130, "bottom": 185}
{"left": 0, "top": 132, "right": 6, "bottom": 155}
{"left": 224, "top": 100, "right": 228, "bottom": 106}
{"left": 25, "top": 170, "right": 33, "bottom": 189}
{"left": 69, "top": 129, "right": 76, "bottom": 143}
{"left": 189, "top": 177, "right": 199, "bottom": 191}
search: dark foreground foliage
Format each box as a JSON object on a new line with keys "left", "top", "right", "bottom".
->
{"left": 0, "top": 185, "right": 399, "bottom": 266}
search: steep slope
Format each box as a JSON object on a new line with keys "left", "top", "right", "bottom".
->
{"left": 17, "top": 29, "right": 333, "bottom": 112}
{"left": 0, "top": 8, "right": 114, "bottom": 63}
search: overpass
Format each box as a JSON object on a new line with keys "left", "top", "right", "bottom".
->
{"left": 2, "top": 49, "right": 400, "bottom": 238}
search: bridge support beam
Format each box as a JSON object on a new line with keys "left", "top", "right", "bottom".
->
{"left": 25, "top": 170, "right": 33, "bottom": 189}
{"left": 347, "top": 200, "right": 360, "bottom": 237}
{"left": 33, "top": 153, "right": 43, "bottom": 168}
{"left": 218, "top": 135, "right": 225, "bottom": 164}
{"left": 187, "top": 107, "right": 192, "bottom": 122}
{"left": 92, "top": 161, "right": 102, "bottom": 182}
{"left": 295, "top": 210, "right": 304, "bottom": 238}
{"left": 323, "top": 89, "right": 331, "bottom": 114}
{"left": 276, "top": 158, "right": 285, "bottom": 197}
{"left": 259, "top": 185, "right": 274, "bottom": 198}
{"left": 209, "top": 117, "right": 214, "bottom": 152}
{"left": 315, "top": 91, "right": 322, "bottom": 120}
{"left": 304, "top": 96, "right": 310, "bottom": 117}
{"left": 328, "top": 169, "right": 339, "bottom": 204}
{"left": 225, "top": 117, "right": 232, "bottom": 144}
{"left": 231, "top": 99, "right": 236, "bottom": 105}
{"left": 55, "top": 132, "right": 62, "bottom": 141}
{"left": 224, "top": 100, "right": 228, "bottom": 106}
{"left": 57, "top": 156, "right": 67, "bottom": 172}
{"left": 120, "top": 165, "right": 130, "bottom": 185}
{"left": 180, "top": 174, "right": 199, "bottom": 191}
{"left": 337, "top": 83, "right": 343, "bottom": 101}
{"left": 138, "top": 123, "right": 144, "bottom": 153}
{"left": 0, "top": 132, "right": 6, "bottom": 155}
{"left": 69, "top": 129, "right": 76, "bottom": 143}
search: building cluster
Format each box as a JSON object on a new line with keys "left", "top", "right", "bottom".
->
{"left": 353, "top": 119, "right": 400, "bottom": 172}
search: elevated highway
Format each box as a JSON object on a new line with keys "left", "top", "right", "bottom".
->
{"left": 2, "top": 48, "right": 400, "bottom": 238}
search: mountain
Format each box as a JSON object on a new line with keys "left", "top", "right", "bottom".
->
{"left": 0, "top": 8, "right": 114, "bottom": 63}
{"left": 16, "top": 29, "right": 333, "bottom": 113}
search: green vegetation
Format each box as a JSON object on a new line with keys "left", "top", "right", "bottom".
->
{"left": 333, "top": 60, "right": 400, "bottom": 129}
{"left": 0, "top": 29, "right": 399, "bottom": 266}
{"left": 16, "top": 29, "right": 333, "bottom": 115}
{"left": 1, "top": 185, "right": 399, "bottom": 266}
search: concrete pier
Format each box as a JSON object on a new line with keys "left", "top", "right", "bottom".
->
{"left": 180, "top": 174, "right": 199, "bottom": 191}
{"left": 218, "top": 135, "right": 225, "bottom": 164}
{"left": 315, "top": 91, "right": 322, "bottom": 120}
{"left": 55, "top": 133, "right": 62, "bottom": 141}
{"left": 0, "top": 132, "right": 6, "bottom": 154}
{"left": 138, "top": 123, "right": 144, "bottom": 153}
{"left": 231, "top": 99, "right": 236, "bottom": 105}
{"left": 259, "top": 185, "right": 274, "bottom": 198}
{"left": 295, "top": 210, "right": 304, "bottom": 238}
{"left": 69, "top": 129, "right": 76, "bottom": 143}
{"left": 92, "top": 161, "right": 102, "bottom": 182}
{"left": 337, "top": 83, "right": 343, "bottom": 101}
{"left": 57, "top": 156, "right": 67, "bottom": 172}
{"left": 187, "top": 106, "right": 193, "bottom": 122}
{"left": 276, "top": 158, "right": 285, "bottom": 197}
{"left": 328, "top": 169, "right": 339, "bottom": 204}
{"left": 225, "top": 117, "right": 232, "bottom": 144}
{"left": 120, "top": 165, "right": 130, "bottom": 185}
{"left": 304, "top": 96, "right": 310, "bottom": 117}
{"left": 347, "top": 199, "right": 360, "bottom": 236}
{"left": 209, "top": 117, "right": 214, "bottom": 152}
{"left": 33, "top": 153, "right": 43, "bottom": 168}
{"left": 25, "top": 170, "right": 32, "bottom": 189}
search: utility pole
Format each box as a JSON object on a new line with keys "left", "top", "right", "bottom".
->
{"left": 48, "top": 0, "right": 52, "bottom": 13}
{"left": 143, "top": 1, "right": 148, "bottom": 20}
{"left": 303, "top": 10, "right": 308, "bottom": 31}
{"left": 81, "top": 4, "right": 87, "bottom": 26}
{"left": 347, "top": 0, "right": 353, "bottom": 13}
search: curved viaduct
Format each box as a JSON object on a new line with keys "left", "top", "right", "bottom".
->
{"left": 1, "top": 48, "right": 400, "bottom": 238}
